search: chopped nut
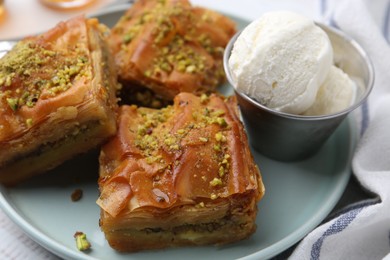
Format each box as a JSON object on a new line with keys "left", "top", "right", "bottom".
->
{"left": 0, "top": 40, "right": 90, "bottom": 110}
{"left": 212, "top": 110, "right": 225, "bottom": 117}
{"left": 170, "top": 144, "right": 179, "bottom": 150}
{"left": 26, "top": 118, "right": 33, "bottom": 128}
{"left": 215, "top": 132, "right": 227, "bottom": 142}
{"left": 216, "top": 117, "right": 227, "bottom": 127}
{"left": 199, "top": 137, "right": 208, "bottom": 143}
{"left": 218, "top": 166, "right": 225, "bottom": 177}
{"left": 71, "top": 189, "right": 83, "bottom": 202}
{"left": 210, "top": 177, "right": 222, "bottom": 186}
{"left": 185, "top": 64, "right": 196, "bottom": 73}
{"left": 74, "top": 232, "right": 91, "bottom": 251}
{"left": 123, "top": 33, "right": 134, "bottom": 44}
{"left": 6, "top": 98, "right": 18, "bottom": 111}
{"left": 200, "top": 93, "right": 209, "bottom": 104}
{"left": 164, "top": 136, "right": 175, "bottom": 146}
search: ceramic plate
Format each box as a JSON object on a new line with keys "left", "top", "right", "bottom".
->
{"left": 0, "top": 4, "right": 355, "bottom": 260}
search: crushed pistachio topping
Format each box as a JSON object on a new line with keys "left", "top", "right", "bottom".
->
{"left": 190, "top": 106, "right": 230, "bottom": 129}
{"left": 6, "top": 98, "right": 18, "bottom": 111}
{"left": 213, "top": 144, "right": 221, "bottom": 152}
{"left": 200, "top": 93, "right": 209, "bottom": 104}
{"left": 135, "top": 106, "right": 174, "bottom": 163}
{"left": 74, "top": 232, "right": 91, "bottom": 251}
{"left": 121, "top": 3, "right": 184, "bottom": 46}
{"left": 118, "top": 1, "right": 223, "bottom": 79}
{"left": 215, "top": 132, "right": 227, "bottom": 142}
{"left": 144, "top": 35, "right": 207, "bottom": 78}
{"left": 210, "top": 193, "right": 218, "bottom": 200}
{"left": 216, "top": 117, "right": 227, "bottom": 127}
{"left": 218, "top": 154, "right": 231, "bottom": 177}
{"left": 120, "top": 11, "right": 155, "bottom": 45}
{"left": 146, "top": 155, "right": 163, "bottom": 164}
{"left": 25, "top": 118, "right": 33, "bottom": 128}
{"left": 218, "top": 166, "right": 225, "bottom": 177}
{"left": 199, "top": 137, "right": 208, "bottom": 143}
{"left": 134, "top": 95, "right": 233, "bottom": 194}
{"left": 198, "top": 33, "right": 225, "bottom": 56}
{"left": 210, "top": 177, "right": 222, "bottom": 187}
{"left": 0, "top": 40, "right": 90, "bottom": 112}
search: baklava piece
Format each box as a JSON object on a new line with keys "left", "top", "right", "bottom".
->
{"left": 0, "top": 16, "right": 118, "bottom": 185}
{"left": 97, "top": 93, "right": 265, "bottom": 252}
{"left": 109, "top": 0, "right": 237, "bottom": 101}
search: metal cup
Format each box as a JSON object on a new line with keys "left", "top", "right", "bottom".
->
{"left": 223, "top": 23, "right": 374, "bottom": 161}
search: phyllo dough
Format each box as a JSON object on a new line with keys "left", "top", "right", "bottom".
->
{"left": 97, "top": 92, "right": 265, "bottom": 252}
{"left": 109, "top": 0, "right": 237, "bottom": 101}
{"left": 0, "top": 16, "right": 118, "bottom": 185}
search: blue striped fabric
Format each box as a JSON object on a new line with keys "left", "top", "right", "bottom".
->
{"left": 310, "top": 198, "right": 380, "bottom": 260}
{"left": 310, "top": 207, "right": 364, "bottom": 260}
{"left": 304, "top": 0, "right": 389, "bottom": 258}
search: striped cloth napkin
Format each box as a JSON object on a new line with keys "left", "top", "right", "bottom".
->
{"left": 290, "top": 0, "right": 390, "bottom": 259}
{"left": 0, "top": 210, "right": 57, "bottom": 259}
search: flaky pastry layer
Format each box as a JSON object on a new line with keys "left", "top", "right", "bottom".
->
{"left": 97, "top": 93, "right": 265, "bottom": 251}
{"left": 109, "top": 0, "right": 236, "bottom": 100}
{"left": 0, "top": 16, "right": 118, "bottom": 185}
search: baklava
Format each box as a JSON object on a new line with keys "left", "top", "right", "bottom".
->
{"left": 109, "top": 0, "right": 237, "bottom": 101}
{"left": 97, "top": 93, "right": 265, "bottom": 252}
{"left": 0, "top": 16, "right": 119, "bottom": 185}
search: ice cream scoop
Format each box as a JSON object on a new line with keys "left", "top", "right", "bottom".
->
{"left": 224, "top": 14, "right": 374, "bottom": 161}
{"left": 303, "top": 66, "right": 357, "bottom": 116}
{"left": 228, "top": 11, "right": 333, "bottom": 114}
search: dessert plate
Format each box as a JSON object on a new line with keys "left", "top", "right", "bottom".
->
{"left": 0, "top": 4, "right": 355, "bottom": 260}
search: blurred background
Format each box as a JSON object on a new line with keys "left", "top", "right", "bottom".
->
{"left": 0, "top": 0, "right": 321, "bottom": 40}
{"left": 0, "top": 0, "right": 120, "bottom": 40}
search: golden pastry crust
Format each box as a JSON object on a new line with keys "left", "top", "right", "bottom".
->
{"left": 0, "top": 16, "right": 119, "bottom": 185}
{"left": 109, "top": 0, "right": 237, "bottom": 101}
{"left": 97, "top": 93, "right": 264, "bottom": 252}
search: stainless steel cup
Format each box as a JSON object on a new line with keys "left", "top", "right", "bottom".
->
{"left": 223, "top": 24, "right": 374, "bottom": 161}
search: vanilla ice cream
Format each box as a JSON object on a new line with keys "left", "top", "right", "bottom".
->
{"left": 303, "top": 65, "right": 356, "bottom": 116}
{"left": 228, "top": 11, "right": 333, "bottom": 114}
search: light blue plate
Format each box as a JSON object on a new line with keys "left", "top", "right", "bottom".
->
{"left": 0, "top": 5, "right": 355, "bottom": 260}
